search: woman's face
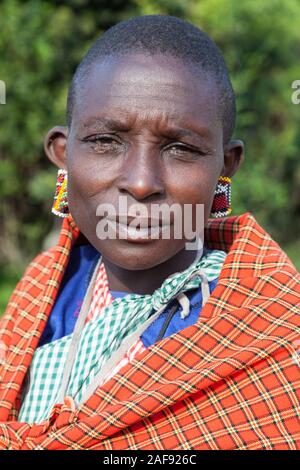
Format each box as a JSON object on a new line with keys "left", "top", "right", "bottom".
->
{"left": 47, "top": 53, "right": 243, "bottom": 270}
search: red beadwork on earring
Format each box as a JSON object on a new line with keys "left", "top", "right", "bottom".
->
{"left": 210, "top": 176, "right": 232, "bottom": 218}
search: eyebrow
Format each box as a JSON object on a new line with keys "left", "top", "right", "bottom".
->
{"left": 79, "top": 117, "right": 132, "bottom": 132}
{"left": 79, "top": 116, "right": 213, "bottom": 142}
{"left": 160, "top": 127, "right": 209, "bottom": 140}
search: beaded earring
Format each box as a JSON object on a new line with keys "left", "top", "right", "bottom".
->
{"left": 51, "top": 169, "right": 69, "bottom": 218}
{"left": 210, "top": 176, "right": 232, "bottom": 218}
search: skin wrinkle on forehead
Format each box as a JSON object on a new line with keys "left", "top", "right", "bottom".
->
{"left": 76, "top": 81, "right": 218, "bottom": 109}
{"left": 75, "top": 100, "right": 220, "bottom": 151}
{"left": 77, "top": 115, "right": 216, "bottom": 143}
{"left": 90, "top": 81, "right": 195, "bottom": 92}
{"left": 76, "top": 95, "right": 219, "bottom": 127}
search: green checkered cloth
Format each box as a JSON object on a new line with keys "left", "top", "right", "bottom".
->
{"left": 18, "top": 248, "right": 227, "bottom": 424}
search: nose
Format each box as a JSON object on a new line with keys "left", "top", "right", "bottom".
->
{"left": 117, "top": 145, "right": 165, "bottom": 201}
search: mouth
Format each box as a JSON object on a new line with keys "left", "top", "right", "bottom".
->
{"left": 105, "top": 215, "right": 173, "bottom": 243}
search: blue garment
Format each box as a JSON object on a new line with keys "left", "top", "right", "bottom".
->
{"left": 110, "top": 290, "right": 130, "bottom": 299}
{"left": 39, "top": 244, "right": 100, "bottom": 347}
{"left": 39, "top": 244, "right": 218, "bottom": 348}
{"left": 141, "top": 280, "right": 218, "bottom": 347}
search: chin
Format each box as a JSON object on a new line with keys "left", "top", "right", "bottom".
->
{"left": 96, "top": 238, "right": 185, "bottom": 271}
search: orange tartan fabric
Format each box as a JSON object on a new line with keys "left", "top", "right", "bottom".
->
{"left": 0, "top": 212, "right": 299, "bottom": 450}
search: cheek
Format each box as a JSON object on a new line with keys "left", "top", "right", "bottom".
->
{"left": 66, "top": 146, "right": 118, "bottom": 204}
{"left": 65, "top": 147, "right": 97, "bottom": 225}
{"left": 166, "top": 163, "right": 219, "bottom": 215}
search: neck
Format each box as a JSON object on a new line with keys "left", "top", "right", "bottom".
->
{"left": 102, "top": 247, "right": 202, "bottom": 295}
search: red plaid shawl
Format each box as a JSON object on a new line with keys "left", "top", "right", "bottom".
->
{"left": 0, "top": 212, "right": 299, "bottom": 450}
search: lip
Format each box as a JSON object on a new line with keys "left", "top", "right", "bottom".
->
{"left": 106, "top": 214, "right": 173, "bottom": 228}
{"left": 106, "top": 217, "right": 172, "bottom": 243}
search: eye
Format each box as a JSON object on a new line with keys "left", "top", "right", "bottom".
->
{"left": 167, "top": 144, "right": 190, "bottom": 153}
{"left": 164, "top": 143, "right": 205, "bottom": 159}
{"left": 81, "top": 134, "right": 124, "bottom": 154}
{"left": 84, "top": 135, "right": 118, "bottom": 144}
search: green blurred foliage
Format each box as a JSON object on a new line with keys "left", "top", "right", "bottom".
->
{"left": 0, "top": 0, "right": 299, "bottom": 314}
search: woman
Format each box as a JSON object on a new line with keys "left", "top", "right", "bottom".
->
{"left": 0, "top": 15, "right": 299, "bottom": 450}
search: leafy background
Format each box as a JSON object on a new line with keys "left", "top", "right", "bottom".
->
{"left": 0, "top": 0, "right": 300, "bottom": 314}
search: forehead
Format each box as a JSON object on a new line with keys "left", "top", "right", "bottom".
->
{"left": 73, "top": 53, "right": 221, "bottom": 140}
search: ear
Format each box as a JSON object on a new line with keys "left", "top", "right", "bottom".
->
{"left": 44, "top": 126, "right": 68, "bottom": 170}
{"left": 221, "top": 139, "right": 245, "bottom": 177}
